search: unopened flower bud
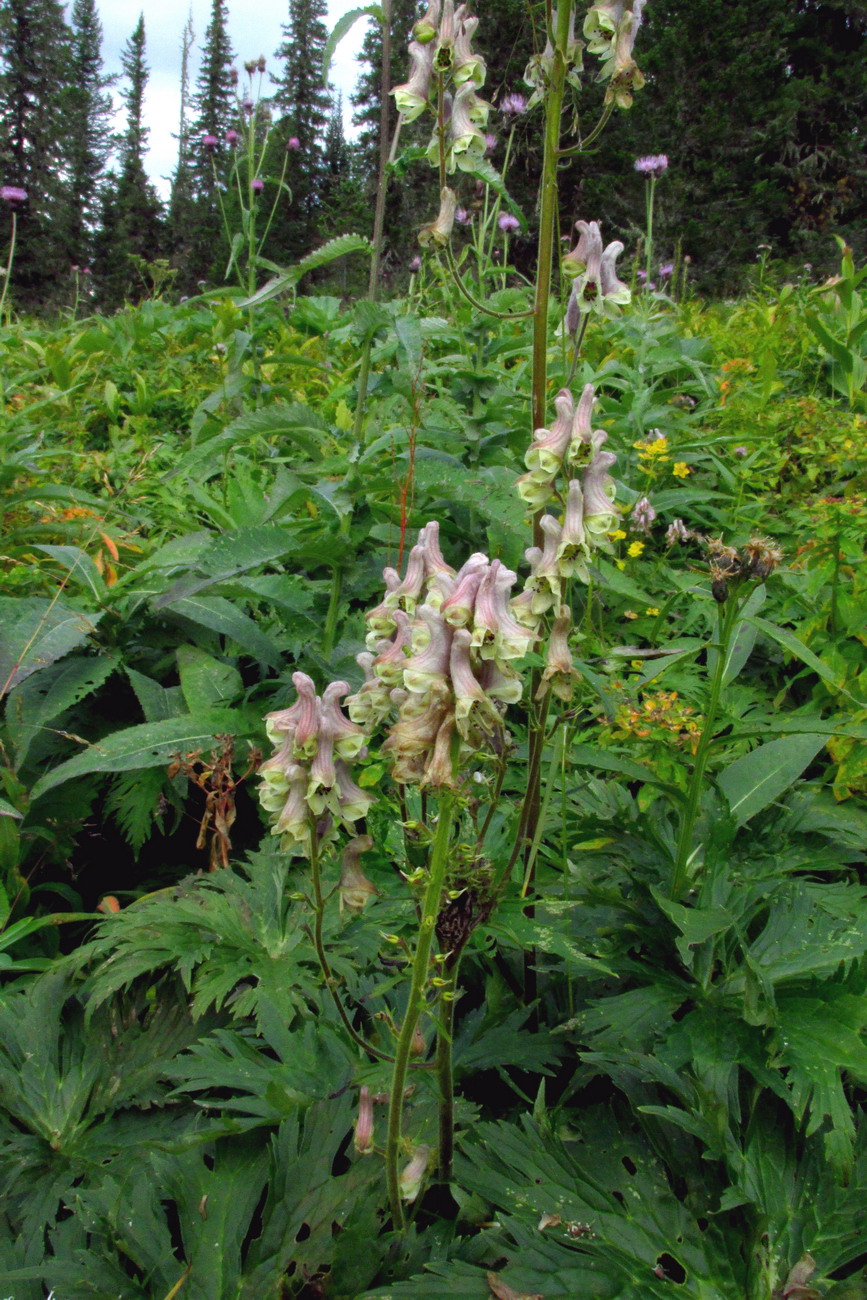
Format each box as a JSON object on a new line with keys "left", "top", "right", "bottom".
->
{"left": 399, "top": 1145, "right": 430, "bottom": 1201}
{"left": 339, "top": 834, "right": 377, "bottom": 913}
{"left": 354, "top": 1086, "right": 375, "bottom": 1154}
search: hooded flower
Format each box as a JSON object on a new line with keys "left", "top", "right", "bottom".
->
{"left": 536, "top": 605, "right": 579, "bottom": 701}
{"left": 448, "top": 82, "right": 489, "bottom": 169}
{"left": 419, "top": 187, "right": 459, "bottom": 246}
{"left": 392, "top": 40, "right": 435, "bottom": 121}
{"left": 339, "top": 835, "right": 377, "bottom": 914}
{"left": 453, "top": 9, "right": 485, "bottom": 86}
{"left": 582, "top": 449, "right": 620, "bottom": 540}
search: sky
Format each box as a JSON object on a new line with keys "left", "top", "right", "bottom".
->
{"left": 96, "top": 0, "right": 368, "bottom": 198}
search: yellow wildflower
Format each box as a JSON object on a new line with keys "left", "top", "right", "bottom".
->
{"left": 645, "top": 607, "right": 660, "bottom": 616}
{"left": 609, "top": 528, "right": 627, "bottom": 541}
{"left": 627, "top": 541, "right": 645, "bottom": 557}
{"left": 673, "top": 462, "right": 690, "bottom": 478}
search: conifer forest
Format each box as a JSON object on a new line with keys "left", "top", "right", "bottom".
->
{"left": 1, "top": 1, "right": 867, "bottom": 1297}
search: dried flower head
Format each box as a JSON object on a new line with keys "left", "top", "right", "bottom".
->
{"left": 741, "top": 536, "right": 782, "bottom": 580}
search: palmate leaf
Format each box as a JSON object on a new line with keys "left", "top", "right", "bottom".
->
{"left": 771, "top": 982, "right": 867, "bottom": 1177}
{"left": 0, "top": 971, "right": 208, "bottom": 1245}
{"left": 362, "top": 1109, "right": 743, "bottom": 1299}
{"left": 83, "top": 851, "right": 320, "bottom": 1029}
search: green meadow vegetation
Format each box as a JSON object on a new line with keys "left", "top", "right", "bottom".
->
{"left": 1, "top": 2, "right": 867, "bottom": 1298}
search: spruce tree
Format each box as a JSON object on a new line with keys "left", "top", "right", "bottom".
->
{"left": 168, "top": 11, "right": 198, "bottom": 283}
{"left": 64, "top": 0, "right": 113, "bottom": 268}
{"left": 0, "top": 0, "right": 73, "bottom": 307}
{"left": 94, "top": 14, "right": 163, "bottom": 307}
{"left": 271, "top": 0, "right": 332, "bottom": 258}
{"left": 188, "top": 0, "right": 235, "bottom": 284}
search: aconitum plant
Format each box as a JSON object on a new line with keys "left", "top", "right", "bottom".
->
{"left": 258, "top": 0, "right": 651, "bottom": 1235}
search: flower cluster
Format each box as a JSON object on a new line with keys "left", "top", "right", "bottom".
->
{"left": 346, "top": 523, "right": 534, "bottom": 788}
{"left": 523, "top": 6, "right": 582, "bottom": 108}
{"left": 584, "top": 0, "right": 647, "bottom": 107}
{"left": 706, "top": 535, "right": 783, "bottom": 602}
{"left": 393, "top": 0, "right": 492, "bottom": 177}
{"left": 562, "top": 220, "right": 631, "bottom": 319}
{"left": 259, "top": 674, "right": 373, "bottom": 857}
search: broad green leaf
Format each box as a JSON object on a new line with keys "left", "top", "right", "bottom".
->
{"left": 717, "top": 733, "right": 827, "bottom": 825}
{"left": 745, "top": 615, "right": 851, "bottom": 698}
{"left": 721, "top": 584, "right": 766, "bottom": 685}
{"left": 126, "top": 668, "right": 185, "bottom": 723}
{"left": 35, "top": 545, "right": 107, "bottom": 601}
{"left": 156, "top": 595, "right": 282, "bottom": 668}
{"left": 0, "top": 597, "right": 102, "bottom": 695}
{"left": 30, "top": 709, "right": 256, "bottom": 799}
{"left": 0, "top": 796, "right": 22, "bottom": 819}
{"left": 177, "top": 646, "right": 243, "bottom": 713}
{"left": 651, "top": 889, "right": 736, "bottom": 964}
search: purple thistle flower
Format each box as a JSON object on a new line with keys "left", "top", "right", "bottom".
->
{"left": 498, "top": 213, "right": 520, "bottom": 233}
{"left": 0, "top": 185, "right": 27, "bottom": 205}
{"left": 634, "top": 154, "right": 668, "bottom": 178}
{"left": 455, "top": 207, "right": 470, "bottom": 225}
{"left": 501, "top": 92, "right": 527, "bottom": 116}
{"left": 201, "top": 134, "right": 218, "bottom": 151}
{"left": 658, "top": 262, "right": 674, "bottom": 278}
{"left": 484, "top": 133, "right": 497, "bottom": 152}
{"left": 225, "top": 129, "right": 239, "bottom": 145}
{"left": 288, "top": 136, "right": 301, "bottom": 150}
{"left": 409, "top": 255, "right": 421, "bottom": 272}
{"left": 251, "top": 177, "right": 264, "bottom": 193}
{"left": 734, "top": 446, "right": 748, "bottom": 457}
{"left": 242, "top": 99, "right": 254, "bottom": 115}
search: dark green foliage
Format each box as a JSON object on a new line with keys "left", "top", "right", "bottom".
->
{"left": 0, "top": 0, "right": 72, "bottom": 306}
{"left": 270, "top": 0, "right": 333, "bottom": 259}
{"left": 63, "top": 0, "right": 113, "bottom": 269}
{"left": 93, "top": 15, "right": 164, "bottom": 308}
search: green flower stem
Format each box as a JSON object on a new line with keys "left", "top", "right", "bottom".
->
{"left": 644, "top": 174, "right": 656, "bottom": 286}
{"left": 307, "top": 826, "right": 398, "bottom": 1065}
{"left": 321, "top": 564, "right": 343, "bottom": 658}
{"left": 435, "top": 956, "right": 461, "bottom": 1184}
{"left": 530, "top": 0, "right": 573, "bottom": 458}
{"left": 0, "top": 210, "right": 19, "bottom": 322}
{"left": 386, "top": 793, "right": 456, "bottom": 1228}
{"left": 443, "top": 246, "right": 534, "bottom": 320}
{"left": 670, "top": 595, "right": 742, "bottom": 899}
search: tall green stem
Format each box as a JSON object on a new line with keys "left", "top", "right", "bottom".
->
{"left": 386, "top": 794, "right": 456, "bottom": 1228}
{"left": 0, "top": 211, "right": 18, "bottom": 322}
{"left": 435, "top": 957, "right": 460, "bottom": 1184}
{"left": 644, "top": 174, "right": 656, "bottom": 285}
{"left": 670, "top": 596, "right": 741, "bottom": 899}
{"left": 352, "top": 0, "right": 393, "bottom": 441}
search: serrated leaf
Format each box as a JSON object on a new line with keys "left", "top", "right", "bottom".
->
{"left": 30, "top": 709, "right": 255, "bottom": 799}
{"left": 0, "top": 598, "right": 102, "bottom": 694}
{"left": 5, "top": 651, "right": 119, "bottom": 768}
{"left": 155, "top": 595, "right": 282, "bottom": 667}
{"left": 717, "top": 733, "right": 827, "bottom": 824}
{"left": 239, "top": 235, "right": 371, "bottom": 307}
{"left": 323, "top": 5, "right": 381, "bottom": 78}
